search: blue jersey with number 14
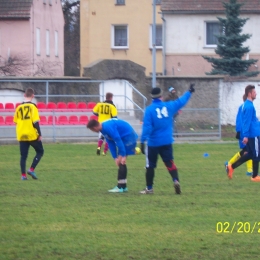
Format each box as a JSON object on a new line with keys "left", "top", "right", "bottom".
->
{"left": 141, "top": 91, "right": 191, "bottom": 146}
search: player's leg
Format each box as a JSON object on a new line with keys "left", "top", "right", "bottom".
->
{"left": 160, "top": 144, "right": 181, "bottom": 194}
{"left": 103, "top": 141, "right": 109, "bottom": 155}
{"left": 246, "top": 160, "right": 253, "bottom": 176}
{"left": 140, "top": 146, "right": 158, "bottom": 194}
{"left": 20, "top": 141, "right": 30, "bottom": 180}
{"left": 97, "top": 132, "right": 104, "bottom": 155}
{"left": 27, "top": 140, "right": 44, "bottom": 179}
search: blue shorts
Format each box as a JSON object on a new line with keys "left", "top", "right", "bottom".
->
{"left": 122, "top": 131, "right": 138, "bottom": 156}
{"left": 147, "top": 144, "right": 173, "bottom": 168}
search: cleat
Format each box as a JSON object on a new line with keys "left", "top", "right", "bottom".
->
{"left": 139, "top": 188, "right": 154, "bottom": 194}
{"left": 246, "top": 172, "right": 252, "bottom": 176}
{"left": 96, "top": 148, "right": 101, "bottom": 155}
{"left": 21, "top": 176, "right": 28, "bottom": 180}
{"left": 174, "top": 181, "right": 181, "bottom": 194}
{"left": 123, "top": 187, "right": 128, "bottom": 192}
{"left": 108, "top": 186, "right": 124, "bottom": 193}
{"left": 227, "top": 164, "right": 234, "bottom": 179}
{"left": 224, "top": 161, "right": 228, "bottom": 173}
{"left": 251, "top": 176, "right": 260, "bottom": 182}
{"left": 102, "top": 152, "right": 106, "bottom": 156}
{"left": 27, "top": 170, "right": 38, "bottom": 180}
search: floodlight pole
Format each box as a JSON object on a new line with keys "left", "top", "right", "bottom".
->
{"left": 152, "top": 0, "right": 156, "bottom": 88}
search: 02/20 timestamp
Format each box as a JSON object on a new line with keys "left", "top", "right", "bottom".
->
{"left": 216, "top": 222, "right": 260, "bottom": 233}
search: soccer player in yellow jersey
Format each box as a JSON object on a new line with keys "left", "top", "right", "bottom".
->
{"left": 14, "top": 88, "right": 44, "bottom": 180}
{"left": 92, "top": 92, "right": 117, "bottom": 155}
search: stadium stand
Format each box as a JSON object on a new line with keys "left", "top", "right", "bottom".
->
{"left": 87, "top": 102, "right": 96, "bottom": 109}
{"left": 57, "top": 115, "right": 69, "bottom": 125}
{"left": 5, "top": 116, "right": 15, "bottom": 125}
{"left": 47, "top": 102, "right": 57, "bottom": 110}
{"left": 40, "top": 116, "right": 48, "bottom": 125}
{"left": 69, "top": 115, "right": 79, "bottom": 125}
{"left": 90, "top": 115, "right": 98, "bottom": 121}
{"left": 37, "top": 102, "right": 47, "bottom": 109}
{"left": 48, "top": 115, "right": 57, "bottom": 125}
{"left": 79, "top": 115, "right": 89, "bottom": 125}
{"left": 15, "top": 103, "right": 21, "bottom": 108}
{"left": 0, "top": 116, "right": 4, "bottom": 125}
{"left": 0, "top": 103, "right": 3, "bottom": 109}
{"left": 5, "top": 103, "right": 15, "bottom": 111}
{"left": 57, "top": 102, "right": 67, "bottom": 111}
{"left": 67, "top": 102, "right": 77, "bottom": 110}
{"left": 77, "top": 102, "right": 87, "bottom": 111}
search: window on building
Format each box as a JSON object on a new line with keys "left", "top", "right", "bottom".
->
{"left": 205, "top": 22, "right": 221, "bottom": 46}
{"left": 150, "top": 24, "right": 162, "bottom": 49}
{"left": 115, "top": 0, "right": 125, "bottom": 5}
{"left": 36, "top": 28, "right": 41, "bottom": 55}
{"left": 46, "top": 30, "right": 50, "bottom": 56}
{"left": 55, "top": 31, "right": 58, "bottom": 56}
{"left": 111, "top": 25, "right": 128, "bottom": 49}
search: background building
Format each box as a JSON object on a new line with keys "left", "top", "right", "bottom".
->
{"left": 80, "top": 0, "right": 162, "bottom": 76}
{"left": 0, "top": 0, "right": 64, "bottom": 76}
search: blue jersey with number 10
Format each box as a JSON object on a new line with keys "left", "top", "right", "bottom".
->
{"left": 141, "top": 91, "right": 191, "bottom": 146}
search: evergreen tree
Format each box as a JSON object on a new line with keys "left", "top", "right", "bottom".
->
{"left": 203, "top": 0, "right": 259, "bottom": 77}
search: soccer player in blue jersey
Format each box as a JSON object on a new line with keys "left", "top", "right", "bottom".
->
{"left": 224, "top": 95, "right": 252, "bottom": 176}
{"left": 226, "top": 85, "right": 260, "bottom": 182}
{"left": 140, "top": 84, "right": 195, "bottom": 194}
{"left": 87, "top": 118, "right": 138, "bottom": 192}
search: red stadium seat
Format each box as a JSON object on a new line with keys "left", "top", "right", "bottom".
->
{"left": 15, "top": 103, "right": 21, "bottom": 108}
{"left": 87, "top": 102, "right": 96, "bottom": 109}
{"left": 37, "top": 102, "right": 47, "bottom": 109}
{"left": 0, "top": 116, "right": 4, "bottom": 125}
{"left": 47, "top": 102, "right": 57, "bottom": 110}
{"left": 69, "top": 115, "right": 79, "bottom": 125}
{"left": 67, "top": 102, "right": 77, "bottom": 110}
{"left": 90, "top": 115, "right": 98, "bottom": 121}
{"left": 47, "top": 115, "right": 57, "bottom": 125}
{"left": 77, "top": 102, "right": 87, "bottom": 111}
{"left": 79, "top": 115, "right": 89, "bottom": 125}
{"left": 57, "top": 102, "right": 67, "bottom": 111}
{"left": 5, "top": 116, "right": 15, "bottom": 125}
{"left": 40, "top": 116, "right": 48, "bottom": 125}
{"left": 5, "top": 103, "right": 15, "bottom": 111}
{"left": 0, "top": 103, "right": 4, "bottom": 109}
{"left": 57, "top": 115, "right": 69, "bottom": 125}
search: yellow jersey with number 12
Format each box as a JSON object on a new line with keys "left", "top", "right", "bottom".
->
{"left": 14, "top": 102, "right": 40, "bottom": 141}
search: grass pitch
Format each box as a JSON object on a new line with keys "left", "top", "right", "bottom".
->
{"left": 0, "top": 142, "right": 260, "bottom": 260}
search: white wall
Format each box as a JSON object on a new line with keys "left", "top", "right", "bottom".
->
{"left": 165, "top": 14, "right": 260, "bottom": 54}
{"left": 99, "top": 80, "right": 134, "bottom": 115}
{"left": 0, "top": 89, "right": 37, "bottom": 105}
{"left": 220, "top": 81, "right": 260, "bottom": 125}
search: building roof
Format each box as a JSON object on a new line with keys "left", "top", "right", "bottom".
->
{"left": 0, "top": 0, "right": 33, "bottom": 20}
{"left": 161, "top": 0, "right": 260, "bottom": 14}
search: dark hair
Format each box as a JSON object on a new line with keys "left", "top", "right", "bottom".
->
{"left": 87, "top": 119, "right": 99, "bottom": 129}
{"left": 106, "top": 92, "right": 113, "bottom": 100}
{"left": 25, "top": 88, "right": 34, "bottom": 97}
{"left": 243, "top": 85, "right": 255, "bottom": 100}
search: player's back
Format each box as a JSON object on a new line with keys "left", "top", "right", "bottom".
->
{"left": 93, "top": 102, "right": 117, "bottom": 122}
{"left": 14, "top": 102, "right": 40, "bottom": 141}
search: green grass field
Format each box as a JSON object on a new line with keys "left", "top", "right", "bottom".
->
{"left": 1, "top": 142, "right": 260, "bottom": 260}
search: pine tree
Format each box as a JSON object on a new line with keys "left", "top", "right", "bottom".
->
{"left": 203, "top": 0, "right": 259, "bottom": 77}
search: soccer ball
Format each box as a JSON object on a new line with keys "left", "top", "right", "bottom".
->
{"left": 135, "top": 147, "right": 141, "bottom": 155}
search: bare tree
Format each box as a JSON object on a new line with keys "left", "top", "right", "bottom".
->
{"left": 33, "top": 60, "right": 63, "bottom": 76}
{"left": 0, "top": 53, "right": 31, "bottom": 76}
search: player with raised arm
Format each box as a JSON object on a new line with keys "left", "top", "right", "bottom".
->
{"left": 140, "top": 84, "right": 195, "bottom": 194}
